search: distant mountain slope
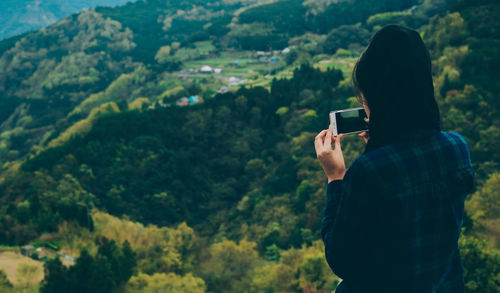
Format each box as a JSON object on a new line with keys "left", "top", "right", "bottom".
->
{"left": 0, "top": 0, "right": 449, "bottom": 173}
{"left": 0, "top": 0, "right": 136, "bottom": 40}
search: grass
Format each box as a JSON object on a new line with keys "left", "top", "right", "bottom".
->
{"left": 194, "top": 41, "right": 215, "bottom": 52}
{"left": 0, "top": 251, "right": 44, "bottom": 287}
{"left": 165, "top": 44, "right": 357, "bottom": 99}
{"left": 0, "top": 245, "right": 19, "bottom": 250}
{"left": 174, "top": 41, "right": 217, "bottom": 60}
{"left": 313, "top": 57, "right": 357, "bottom": 77}
{"left": 182, "top": 50, "right": 279, "bottom": 77}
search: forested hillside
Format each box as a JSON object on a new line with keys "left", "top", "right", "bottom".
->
{"left": 0, "top": 0, "right": 499, "bottom": 292}
{"left": 0, "top": 0, "right": 447, "bottom": 170}
{"left": 0, "top": 0, "right": 136, "bottom": 40}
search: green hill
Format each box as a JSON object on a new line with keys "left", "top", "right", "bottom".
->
{"left": 0, "top": 0, "right": 137, "bottom": 40}
{"left": 0, "top": 0, "right": 499, "bottom": 292}
{"left": 0, "top": 0, "right": 433, "bottom": 170}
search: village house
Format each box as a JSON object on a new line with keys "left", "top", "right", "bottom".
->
{"left": 176, "top": 95, "right": 203, "bottom": 106}
{"left": 176, "top": 97, "right": 189, "bottom": 106}
{"left": 20, "top": 245, "right": 35, "bottom": 257}
{"left": 217, "top": 86, "right": 229, "bottom": 94}
{"left": 200, "top": 65, "right": 213, "bottom": 73}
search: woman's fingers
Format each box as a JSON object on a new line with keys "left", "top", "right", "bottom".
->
{"left": 315, "top": 128, "right": 346, "bottom": 181}
{"left": 334, "top": 133, "right": 344, "bottom": 150}
{"left": 315, "top": 129, "right": 328, "bottom": 143}
{"left": 314, "top": 134, "right": 322, "bottom": 152}
{"left": 315, "top": 128, "right": 345, "bottom": 155}
{"left": 314, "top": 129, "right": 328, "bottom": 151}
{"left": 315, "top": 129, "right": 328, "bottom": 139}
{"left": 325, "top": 124, "right": 333, "bottom": 145}
{"left": 358, "top": 131, "right": 369, "bottom": 143}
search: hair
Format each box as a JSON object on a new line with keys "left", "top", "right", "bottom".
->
{"left": 352, "top": 25, "right": 441, "bottom": 153}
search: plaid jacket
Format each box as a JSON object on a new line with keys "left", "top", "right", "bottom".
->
{"left": 321, "top": 131, "right": 474, "bottom": 293}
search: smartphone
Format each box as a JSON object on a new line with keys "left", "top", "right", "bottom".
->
{"left": 329, "top": 107, "right": 368, "bottom": 136}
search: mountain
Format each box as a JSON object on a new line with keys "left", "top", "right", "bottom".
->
{"left": 0, "top": 0, "right": 137, "bottom": 40}
{"left": 0, "top": 0, "right": 446, "bottom": 173}
{"left": 0, "top": 0, "right": 499, "bottom": 292}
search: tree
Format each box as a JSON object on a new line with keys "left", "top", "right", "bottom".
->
{"left": 465, "top": 173, "right": 500, "bottom": 246}
{"left": 40, "top": 238, "right": 136, "bottom": 293}
{"left": 0, "top": 270, "right": 13, "bottom": 291}
{"left": 198, "top": 239, "right": 260, "bottom": 292}
{"left": 125, "top": 272, "right": 206, "bottom": 293}
{"left": 459, "top": 234, "right": 500, "bottom": 293}
{"left": 40, "top": 258, "right": 69, "bottom": 293}
{"left": 265, "top": 244, "right": 281, "bottom": 261}
{"left": 154, "top": 46, "right": 172, "bottom": 64}
{"left": 299, "top": 256, "right": 328, "bottom": 291}
{"left": 366, "top": 11, "right": 427, "bottom": 30}
{"left": 422, "top": 12, "right": 467, "bottom": 55}
{"left": 322, "top": 24, "right": 370, "bottom": 54}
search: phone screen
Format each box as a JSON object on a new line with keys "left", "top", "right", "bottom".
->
{"left": 335, "top": 108, "right": 368, "bottom": 134}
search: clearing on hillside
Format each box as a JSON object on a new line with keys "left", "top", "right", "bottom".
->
{"left": 0, "top": 251, "right": 44, "bottom": 286}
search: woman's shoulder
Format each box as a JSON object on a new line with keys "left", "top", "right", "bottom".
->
{"left": 350, "top": 130, "right": 472, "bottom": 174}
{"left": 438, "top": 131, "right": 473, "bottom": 168}
{"left": 439, "top": 131, "right": 470, "bottom": 149}
{"left": 347, "top": 152, "right": 379, "bottom": 176}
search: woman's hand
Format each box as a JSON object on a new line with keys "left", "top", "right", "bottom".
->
{"left": 314, "top": 124, "right": 346, "bottom": 183}
{"left": 358, "top": 131, "right": 369, "bottom": 143}
{"left": 358, "top": 118, "right": 370, "bottom": 143}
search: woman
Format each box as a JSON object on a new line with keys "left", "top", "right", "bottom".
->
{"left": 314, "top": 25, "right": 474, "bottom": 292}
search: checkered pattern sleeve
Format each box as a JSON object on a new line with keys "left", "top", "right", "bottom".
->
{"left": 319, "top": 131, "right": 475, "bottom": 292}
{"left": 321, "top": 159, "right": 377, "bottom": 279}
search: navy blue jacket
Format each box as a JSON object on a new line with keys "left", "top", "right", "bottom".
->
{"left": 321, "top": 131, "right": 474, "bottom": 292}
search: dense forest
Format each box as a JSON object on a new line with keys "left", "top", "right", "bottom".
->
{"left": 0, "top": 0, "right": 499, "bottom": 292}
